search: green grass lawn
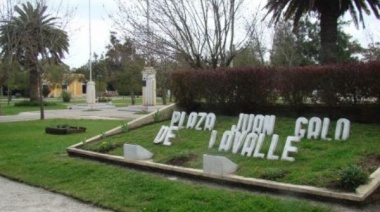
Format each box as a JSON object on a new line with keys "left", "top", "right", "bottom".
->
{"left": 86, "top": 116, "right": 380, "bottom": 189}
{"left": 112, "top": 96, "right": 164, "bottom": 107}
{"left": 0, "top": 119, "right": 330, "bottom": 212}
{"left": 0, "top": 96, "right": 166, "bottom": 116}
{"left": 0, "top": 102, "right": 67, "bottom": 115}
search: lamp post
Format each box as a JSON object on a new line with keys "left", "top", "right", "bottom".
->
{"left": 86, "top": 0, "right": 96, "bottom": 104}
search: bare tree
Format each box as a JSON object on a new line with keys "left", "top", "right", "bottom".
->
{"left": 111, "top": 0, "right": 251, "bottom": 69}
{"left": 240, "top": 3, "right": 271, "bottom": 66}
{"left": 364, "top": 29, "right": 380, "bottom": 61}
{"left": 0, "top": 0, "right": 21, "bottom": 115}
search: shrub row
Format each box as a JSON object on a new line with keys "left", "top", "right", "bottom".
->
{"left": 172, "top": 62, "right": 380, "bottom": 121}
{"left": 14, "top": 100, "right": 57, "bottom": 107}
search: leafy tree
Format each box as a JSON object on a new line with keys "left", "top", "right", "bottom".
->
{"left": 0, "top": 2, "right": 69, "bottom": 99}
{"left": 270, "top": 17, "right": 363, "bottom": 66}
{"left": 234, "top": 41, "right": 266, "bottom": 67}
{"left": 105, "top": 32, "right": 144, "bottom": 104}
{"left": 265, "top": 0, "right": 380, "bottom": 64}
{"left": 270, "top": 20, "right": 303, "bottom": 67}
{"left": 0, "top": 1, "right": 69, "bottom": 119}
{"left": 363, "top": 41, "right": 380, "bottom": 61}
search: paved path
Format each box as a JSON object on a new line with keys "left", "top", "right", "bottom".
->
{"left": 0, "top": 105, "right": 163, "bottom": 123}
{"left": 0, "top": 176, "right": 110, "bottom": 212}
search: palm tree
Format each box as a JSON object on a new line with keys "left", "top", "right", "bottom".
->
{"left": 0, "top": 2, "right": 69, "bottom": 102}
{"left": 265, "top": 0, "right": 380, "bottom": 64}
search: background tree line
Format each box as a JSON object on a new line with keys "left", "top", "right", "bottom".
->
{"left": 1, "top": 0, "right": 380, "bottom": 117}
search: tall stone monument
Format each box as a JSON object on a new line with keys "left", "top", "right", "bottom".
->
{"left": 142, "top": 67, "right": 156, "bottom": 106}
{"left": 86, "top": 80, "right": 96, "bottom": 105}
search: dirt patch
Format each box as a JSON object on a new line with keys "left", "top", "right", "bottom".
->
{"left": 359, "top": 154, "right": 380, "bottom": 173}
{"left": 166, "top": 153, "right": 197, "bottom": 166}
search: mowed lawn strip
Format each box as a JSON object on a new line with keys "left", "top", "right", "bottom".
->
{"left": 105, "top": 116, "right": 380, "bottom": 188}
{"left": 0, "top": 103, "right": 67, "bottom": 115}
{"left": 0, "top": 119, "right": 329, "bottom": 212}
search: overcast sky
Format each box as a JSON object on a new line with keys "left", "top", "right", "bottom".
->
{"left": 56, "top": 0, "right": 380, "bottom": 69}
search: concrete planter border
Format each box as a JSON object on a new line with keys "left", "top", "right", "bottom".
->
{"left": 67, "top": 103, "right": 379, "bottom": 203}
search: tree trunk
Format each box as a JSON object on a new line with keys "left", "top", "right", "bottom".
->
{"left": 38, "top": 70, "right": 45, "bottom": 120}
{"left": 130, "top": 91, "right": 135, "bottom": 105}
{"left": 29, "top": 66, "right": 39, "bottom": 102}
{"left": 319, "top": 6, "right": 339, "bottom": 64}
{"left": 0, "top": 87, "right": 2, "bottom": 115}
{"left": 7, "top": 87, "right": 11, "bottom": 105}
{"left": 161, "top": 88, "right": 167, "bottom": 105}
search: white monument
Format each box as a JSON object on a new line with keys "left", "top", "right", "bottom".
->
{"left": 142, "top": 67, "right": 156, "bottom": 106}
{"left": 86, "top": 80, "right": 96, "bottom": 104}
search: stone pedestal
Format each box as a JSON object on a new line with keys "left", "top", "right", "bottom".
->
{"left": 86, "top": 81, "right": 96, "bottom": 105}
{"left": 142, "top": 67, "right": 156, "bottom": 106}
{"left": 203, "top": 154, "right": 238, "bottom": 175}
{"left": 124, "top": 144, "right": 153, "bottom": 160}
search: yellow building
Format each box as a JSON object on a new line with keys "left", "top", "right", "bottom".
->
{"left": 48, "top": 74, "right": 86, "bottom": 98}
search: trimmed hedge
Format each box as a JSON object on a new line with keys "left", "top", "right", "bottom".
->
{"left": 172, "top": 62, "right": 380, "bottom": 122}
{"left": 14, "top": 100, "right": 57, "bottom": 107}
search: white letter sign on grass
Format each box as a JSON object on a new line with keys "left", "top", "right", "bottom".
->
{"left": 163, "top": 126, "right": 179, "bottom": 146}
{"left": 154, "top": 126, "right": 178, "bottom": 146}
{"left": 294, "top": 117, "right": 351, "bottom": 141}
{"left": 294, "top": 117, "right": 308, "bottom": 138}
{"left": 219, "top": 131, "right": 234, "bottom": 151}
{"left": 241, "top": 133, "right": 258, "bottom": 157}
{"left": 170, "top": 111, "right": 216, "bottom": 131}
{"left": 281, "top": 136, "right": 301, "bottom": 162}
{"left": 154, "top": 126, "right": 169, "bottom": 144}
{"left": 307, "top": 117, "right": 322, "bottom": 139}
{"left": 335, "top": 118, "right": 350, "bottom": 140}
{"left": 267, "top": 134, "right": 280, "bottom": 160}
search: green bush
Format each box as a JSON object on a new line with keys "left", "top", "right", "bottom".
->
{"left": 260, "top": 168, "right": 287, "bottom": 181}
{"left": 98, "top": 96, "right": 111, "bottom": 102}
{"left": 94, "top": 141, "right": 120, "bottom": 153}
{"left": 61, "top": 90, "right": 71, "bottom": 102}
{"left": 14, "top": 100, "right": 57, "bottom": 107}
{"left": 338, "top": 165, "right": 369, "bottom": 191}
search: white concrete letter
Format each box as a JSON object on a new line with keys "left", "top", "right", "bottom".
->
{"left": 232, "top": 131, "right": 247, "bottom": 154}
{"left": 186, "top": 112, "right": 198, "bottom": 129}
{"left": 321, "top": 118, "right": 331, "bottom": 140}
{"left": 163, "top": 126, "right": 178, "bottom": 146}
{"left": 236, "top": 113, "right": 245, "bottom": 132}
{"left": 218, "top": 131, "right": 234, "bottom": 151}
{"left": 267, "top": 134, "right": 280, "bottom": 160}
{"left": 170, "top": 111, "right": 181, "bottom": 127}
{"left": 195, "top": 112, "right": 207, "bottom": 130}
{"left": 281, "top": 136, "right": 301, "bottom": 162}
{"left": 307, "top": 117, "right": 322, "bottom": 139}
{"left": 154, "top": 126, "right": 169, "bottom": 144}
{"left": 178, "top": 112, "right": 187, "bottom": 129}
{"left": 253, "top": 134, "right": 266, "bottom": 159}
{"left": 240, "top": 114, "right": 250, "bottom": 132}
{"left": 241, "top": 133, "right": 258, "bottom": 157}
{"left": 252, "top": 115, "right": 265, "bottom": 134}
{"left": 263, "top": 115, "right": 276, "bottom": 135}
{"left": 204, "top": 113, "right": 216, "bottom": 131}
{"left": 295, "top": 117, "right": 308, "bottom": 138}
{"left": 335, "top": 118, "right": 350, "bottom": 141}
{"left": 208, "top": 130, "right": 218, "bottom": 149}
